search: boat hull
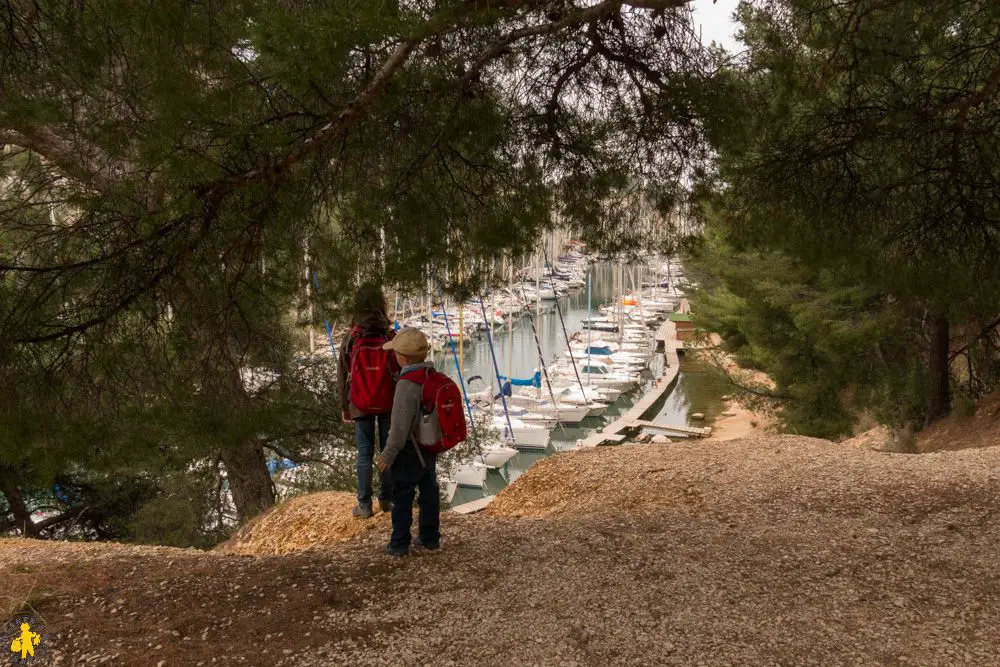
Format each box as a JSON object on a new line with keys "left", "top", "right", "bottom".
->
{"left": 503, "top": 396, "right": 591, "bottom": 424}
{"left": 476, "top": 446, "right": 518, "bottom": 469}
{"left": 454, "top": 462, "right": 489, "bottom": 488}
{"left": 586, "top": 404, "right": 608, "bottom": 417}
{"left": 504, "top": 427, "right": 550, "bottom": 449}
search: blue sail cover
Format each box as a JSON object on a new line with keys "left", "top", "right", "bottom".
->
{"left": 267, "top": 457, "right": 298, "bottom": 474}
{"left": 498, "top": 371, "right": 542, "bottom": 388}
{"left": 587, "top": 345, "right": 614, "bottom": 355}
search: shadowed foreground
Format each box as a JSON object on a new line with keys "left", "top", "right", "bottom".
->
{"left": 2, "top": 436, "right": 999, "bottom": 666}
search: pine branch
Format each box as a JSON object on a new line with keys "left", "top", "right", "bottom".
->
{"left": 697, "top": 345, "right": 790, "bottom": 402}
{"left": 215, "top": 0, "right": 693, "bottom": 195}
{"left": 34, "top": 505, "right": 90, "bottom": 532}
{"left": 944, "top": 61, "right": 1000, "bottom": 127}
{"left": 0, "top": 125, "right": 127, "bottom": 191}
{"left": 949, "top": 314, "right": 1000, "bottom": 362}
{"left": 0, "top": 0, "right": 700, "bottom": 344}
{"left": 261, "top": 440, "right": 346, "bottom": 471}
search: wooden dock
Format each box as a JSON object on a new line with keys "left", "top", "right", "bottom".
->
{"left": 578, "top": 320, "right": 685, "bottom": 447}
{"left": 450, "top": 495, "right": 495, "bottom": 515}
{"left": 654, "top": 318, "right": 674, "bottom": 351}
{"left": 628, "top": 420, "right": 712, "bottom": 438}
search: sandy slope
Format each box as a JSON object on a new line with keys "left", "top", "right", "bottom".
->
{"left": 706, "top": 396, "right": 775, "bottom": 441}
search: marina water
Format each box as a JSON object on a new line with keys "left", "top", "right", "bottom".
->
{"left": 431, "top": 264, "right": 726, "bottom": 505}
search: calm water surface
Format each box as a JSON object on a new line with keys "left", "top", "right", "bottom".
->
{"left": 434, "top": 265, "right": 725, "bottom": 505}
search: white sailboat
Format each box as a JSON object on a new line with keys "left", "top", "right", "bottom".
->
{"left": 546, "top": 384, "right": 615, "bottom": 413}
{"left": 504, "top": 394, "right": 592, "bottom": 423}
{"left": 453, "top": 461, "right": 489, "bottom": 488}
{"left": 551, "top": 360, "right": 638, "bottom": 392}
{"left": 560, "top": 349, "right": 649, "bottom": 373}
{"left": 475, "top": 402, "right": 559, "bottom": 428}
{"left": 443, "top": 479, "right": 458, "bottom": 504}
{"left": 495, "top": 415, "right": 550, "bottom": 449}
{"left": 475, "top": 445, "right": 519, "bottom": 469}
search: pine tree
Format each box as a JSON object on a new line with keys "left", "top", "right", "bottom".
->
{"left": 696, "top": 0, "right": 1000, "bottom": 431}
{"left": 0, "top": 1, "right": 717, "bottom": 534}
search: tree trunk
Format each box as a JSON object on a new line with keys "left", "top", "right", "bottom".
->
{"left": 925, "top": 314, "right": 951, "bottom": 427}
{"left": 0, "top": 472, "right": 39, "bottom": 538}
{"left": 220, "top": 439, "right": 275, "bottom": 522}
{"left": 179, "top": 284, "right": 278, "bottom": 524}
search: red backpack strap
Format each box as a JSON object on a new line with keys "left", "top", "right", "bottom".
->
{"left": 402, "top": 367, "right": 433, "bottom": 411}
{"left": 400, "top": 367, "right": 431, "bottom": 466}
{"left": 351, "top": 325, "right": 394, "bottom": 349}
{"left": 347, "top": 324, "right": 363, "bottom": 355}
{"left": 401, "top": 366, "right": 430, "bottom": 385}
{"left": 384, "top": 328, "right": 401, "bottom": 374}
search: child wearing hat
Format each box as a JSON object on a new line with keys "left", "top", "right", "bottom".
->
{"left": 376, "top": 328, "right": 441, "bottom": 556}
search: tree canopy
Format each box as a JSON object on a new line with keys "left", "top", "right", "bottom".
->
{"left": 12, "top": 0, "right": 999, "bottom": 540}
{"left": 690, "top": 0, "right": 1000, "bottom": 437}
{"left": 0, "top": 0, "right": 717, "bottom": 539}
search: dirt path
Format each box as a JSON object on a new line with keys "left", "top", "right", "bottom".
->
{"left": 4, "top": 436, "right": 1000, "bottom": 665}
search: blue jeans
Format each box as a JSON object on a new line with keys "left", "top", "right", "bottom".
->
{"left": 355, "top": 414, "right": 392, "bottom": 505}
{"left": 389, "top": 443, "right": 439, "bottom": 552}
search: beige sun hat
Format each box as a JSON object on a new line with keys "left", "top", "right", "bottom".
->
{"left": 382, "top": 327, "right": 430, "bottom": 356}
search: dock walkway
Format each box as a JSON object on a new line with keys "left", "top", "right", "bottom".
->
{"left": 577, "top": 320, "right": 684, "bottom": 447}
{"left": 450, "top": 495, "right": 495, "bottom": 515}
{"left": 628, "top": 419, "right": 712, "bottom": 438}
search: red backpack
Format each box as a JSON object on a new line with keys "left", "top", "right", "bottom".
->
{"left": 348, "top": 326, "right": 397, "bottom": 414}
{"left": 404, "top": 367, "right": 468, "bottom": 454}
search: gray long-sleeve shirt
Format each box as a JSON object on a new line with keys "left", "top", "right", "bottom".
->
{"left": 381, "top": 361, "right": 435, "bottom": 467}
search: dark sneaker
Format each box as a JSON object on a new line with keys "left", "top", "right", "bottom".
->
{"left": 352, "top": 503, "right": 373, "bottom": 519}
{"left": 378, "top": 498, "right": 393, "bottom": 513}
{"left": 384, "top": 545, "right": 408, "bottom": 557}
{"left": 414, "top": 536, "right": 440, "bottom": 551}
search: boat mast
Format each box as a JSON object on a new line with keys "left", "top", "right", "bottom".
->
{"left": 303, "top": 240, "right": 315, "bottom": 355}
{"left": 458, "top": 290, "right": 464, "bottom": 382}
{"left": 618, "top": 264, "right": 626, "bottom": 346}
{"left": 544, "top": 245, "right": 586, "bottom": 404}
{"left": 613, "top": 263, "right": 619, "bottom": 346}
{"left": 633, "top": 266, "right": 649, "bottom": 352}
{"left": 489, "top": 258, "right": 496, "bottom": 380}
{"left": 507, "top": 258, "right": 515, "bottom": 390}
{"left": 438, "top": 289, "right": 476, "bottom": 433}
{"left": 535, "top": 248, "right": 541, "bottom": 320}
{"left": 478, "top": 295, "right": 516, "bottom": 448}
{"left": 535, "top": 246, "right": 543, "bottom": 393}
{"left": 426, "top": 272, "right": 434, "bottom": 362}
{"left": 586, "top": 265, "right": 593, "bottom": 386}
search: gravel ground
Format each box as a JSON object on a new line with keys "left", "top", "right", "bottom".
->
{"left": 4, "top": 435, "right": 1000, "bottom": 666}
